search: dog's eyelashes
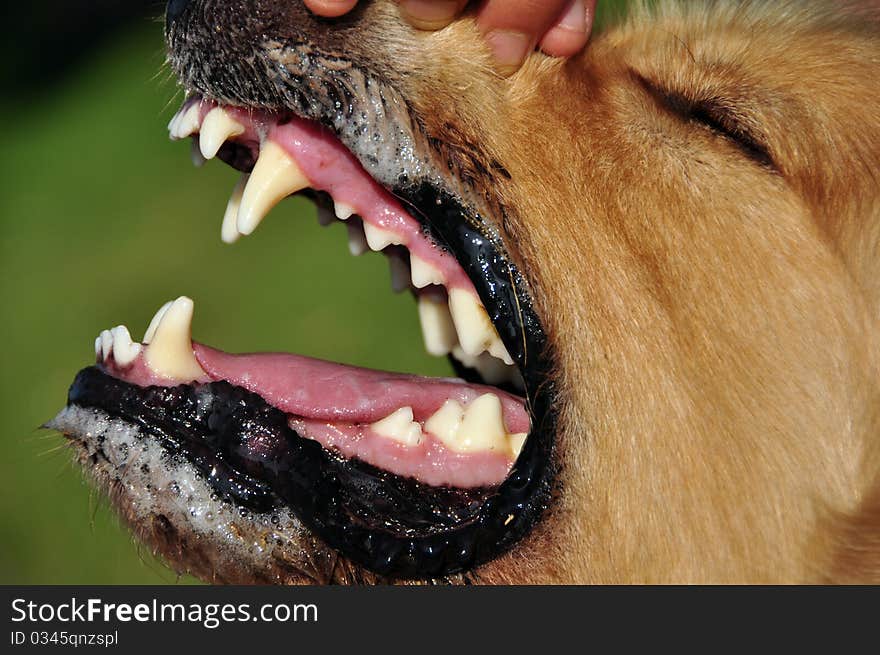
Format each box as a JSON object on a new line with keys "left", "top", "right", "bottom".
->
{"left": 634, "top": 73, "right": 776, "bottom": 171}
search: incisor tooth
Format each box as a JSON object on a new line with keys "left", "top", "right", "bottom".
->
{"left": 221, "top": 174, "right": 248, "bottom": 244}
{"left": 347, "top": 221, "right": 368, "bottom": 255}
{"left": 363, "top": 222, "right": 401, "bottom": 251}
{"left": 371, "top": 407, "right": 423, "bottom": 447}
{"left": 448, "top": 289, "right": 498, "bottom": 358}
{"left": 424, "top": 400, "right": 464, "bottom": 447}
{"left": 237, "top": 141, "right": 309, "bottom": 235}
{"left": 334, "top": 202, "right": 355, "bottom": 221}
{"left": 94, "top": 336, "right": 102, "bottom": 358}
{"left": 454, "top": 393, "right": 509, "bottom": 454}
{"left": 110, "top": 325, "right": 142, "bottom": 367}
{"left": 410, "top": 255, "right": 444, "bottom": 288}
{"left": 143, "top": 301, "right": 173, "bottom": 344}
{"left": 99, "top": 330, "right": 113, "bottom": 361}
{"left": 199, "top": 107, "right": 244, "bottom": 159}
{"left": 388, "top": 252, "right": 410, "bottom": 293}
{"left": 170, "top": 102, "right": 201, "bottom": 140}
{"left": 418, "top": 293, "right": 457, "bottom": 356}
{"left": 143, "top": 297, "right": 207, "bottom": 381}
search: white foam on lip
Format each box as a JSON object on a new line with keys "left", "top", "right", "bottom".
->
{"left": 46, "top": 405, "right": 307, "bottom": 578}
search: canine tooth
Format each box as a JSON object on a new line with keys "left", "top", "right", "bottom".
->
{"left": 99, "top": 330, "right": 113, "bottom": 361}
{"left": 363, "top": 223, "right": 401, "bottom": 251}
{"left": 221, "top": 174, "right": 248, "bottom": 244}
{"left": 334, "top": 202, "right": 355, "bottom": 220}
{"left": 143, "top": 301, "right": 173, "bottom": 344}
{"left": 110, "top": 325, "right": 142, "bottom": 367}
{"left": 410, "top": 255, "right": 444, "bottom": 288}
{"left": 199, "top": 107, "right": 245, "bottom": 159}
{"left": 191, "top": 140, "right": 207, "bottom": 168}
{"left": 371, "top": 407, "right": 423, "bottom": 447}
{"left": 388, "top": 252, "right": 410, "bottom": 293}
{"left": 144, "top": 297, "right": 207, "bottom": 381}
{"left": 316, "top": 206, "right": 335, "bottom": 226}
{"left": 237, "top": 141, "right": 309, "bottom": 235}
{"left": 425, "top": 399, "right": 464, "bottom": 447}
{"left": 418, "top": 293, "right": 458, "bottom": 356}
{"left": 448, "top": 289, "right": 498, "bottom": 358}
{"left": 454, "top": 393, "right": 509, "bottom": 454}
{"left": 509, "top": 433, "right": 528, "bottom": 458}
{"left": 170, "top": 103, "right": 201, "bottom": 140}
{"left": 347, "top": 221, "right": 368, "bottom": 255}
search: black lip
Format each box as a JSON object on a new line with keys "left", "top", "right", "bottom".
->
{"left": 68, "top": 364, "right": 552, "bottom": 578}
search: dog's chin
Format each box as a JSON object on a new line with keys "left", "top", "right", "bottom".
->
{"left": 48, "top": 40, "right": 560, "bottom": 580}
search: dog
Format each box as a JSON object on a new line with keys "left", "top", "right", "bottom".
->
{"left": 49, "top": 0, "right": 880, "bottom": 583}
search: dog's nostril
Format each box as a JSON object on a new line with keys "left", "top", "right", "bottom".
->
{"left": 166, "top": 0, "right": 192, "bottom": 24}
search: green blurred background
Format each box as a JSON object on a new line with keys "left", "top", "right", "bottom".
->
{"left": 0, "top": 1, "right": 626, "bottom": 584}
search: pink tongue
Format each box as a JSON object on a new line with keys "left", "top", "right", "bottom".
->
{"left": 193, "top": 344, "right": 529, "bottom": 433}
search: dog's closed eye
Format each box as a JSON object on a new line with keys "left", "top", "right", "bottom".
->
{"left": 634, "top": 73, "right": 775, "bottom": 171}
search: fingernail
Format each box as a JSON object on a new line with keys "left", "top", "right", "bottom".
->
{"left": 400, "top": 0, "right": 461, "bottom": 30}
{"left": 485, "top": 30, "right": 532, "bottom": 75}
{"left": 556, "top": 0, "right": 587, "bottom": 33}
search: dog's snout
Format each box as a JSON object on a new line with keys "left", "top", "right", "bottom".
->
{"left": 165, "top": 0, "right": 192, "bottom": 25}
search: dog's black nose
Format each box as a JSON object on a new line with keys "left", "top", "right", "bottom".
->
{"left": 166, "top": 0, "right": 192, "bottom": 24}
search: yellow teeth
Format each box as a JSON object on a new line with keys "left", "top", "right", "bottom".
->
{"left": 410, "top": 255, "right": 444, "bottom": 288}
{"left": 370, "top": 407, "right": 423, "bottom": 446}
{"left": 425, "top": 394, "right": 521, "bottom": 456}
{"left": 169, "top": 103, "right": 201, "bottom": 141}
{"left": 198, "top": 107, "right": 245, "bottom": 160}
{"left": 363, "top": 223, "right": 402, "bottom": 251}
{"left": 448, "top": 289, "right": 498, "bottom": 358}
{"left": 334, "top": 202, "right": 355, "bottom": 220}
{"left": 142, "top": 301, "right": 173, "bottom": 344}
{"left": 237, "top": 141, "right": 310, "bottom": 236}
{"left": 143, "top": 297, "right": 207, "bottom": 381}
{"left": 221, "top": 174, "right": 249, "bottom": 244}
{"left": 417, "top": 293, "right": 458, "bottom": 356}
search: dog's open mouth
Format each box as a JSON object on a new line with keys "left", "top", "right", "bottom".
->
{"left": 51, "top": 36, "right": 557, "bottom": 579}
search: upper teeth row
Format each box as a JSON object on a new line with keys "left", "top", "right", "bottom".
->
{"left": 95, "top": 297, "right": 207, "bottom": 382}
{"left": 168, "top": 103, "right": 518, "bottom": 379}
{"left": 370, "top": 395, "right": 527, "bottom": 459}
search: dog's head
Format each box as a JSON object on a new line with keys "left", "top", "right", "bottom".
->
{"left": 52, "top": 0, "right": 880, "bottom": 583}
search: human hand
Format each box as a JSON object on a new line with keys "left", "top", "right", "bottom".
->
{"left": 303, "top": 0, "right": 597, "bottom": 75}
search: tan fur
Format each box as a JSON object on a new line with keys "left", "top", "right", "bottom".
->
{"left": 365, "top": 1, "right": 880, "bottom": 582}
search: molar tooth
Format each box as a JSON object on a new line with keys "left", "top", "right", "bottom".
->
{"left": 198, "top": 107, "right": 244, "bottom": 159}
{"left": 388, "top": 252, "right": 410, "bottom": 293}
{"left": 143, "top": 301, "right": 173, "bottom": 344}
{"left": 363, "top": 223, "right": 401, "bottom": 251}
{"left": 424, "top": 399, "right": 464, "bottom": 448}
{"left": 509, "top": 433, "right": 528, "bottom": 458}
{"left": 221, "top": 174, "right": 248, "bottom": 244}
{"left": 334, "top": 202, "right": 355, "bottom": 220}
{"left": 371, "top": 407, "right": 423, "bottom": 447}
{"left": 237, "top": 141, "right": 310, "bottom": 236}
{"left": 110, "top": 325, "right": 142, "bottom": 367}
{"left": 143, "top": 297, "right": 207, "bottom": 381}
{"left": 347, "top": 220, "right": 368, "bottom": 255}
{"left": 418, "top": 293, "right": 458, "bottom": 356}
{"left": 448, "top": 289, "right": 498, "bottom": 358}
{"left": 99, "top": 330, "right": 113, "bottom": 361}
{"left": 488, "top": 338, "right": 515, "bottom": 366}
{"left": 454, "top": 393, "right": 509, "bottom": 454}
{"left": 410, "top": 255, "right": 444, "bottom": 288}
{"left": 170, "top": 102, "right": 201, "bottom": 140}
